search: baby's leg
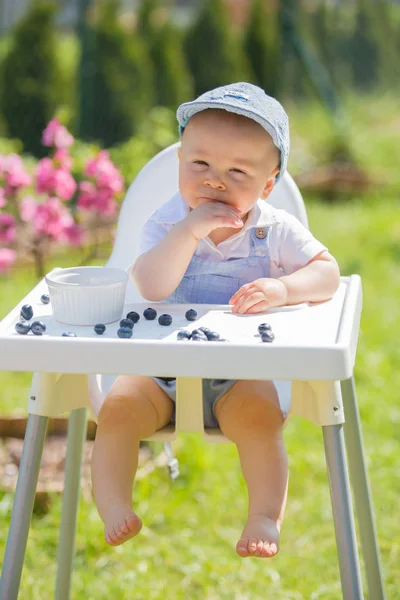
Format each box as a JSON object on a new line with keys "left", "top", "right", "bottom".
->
{"left": 215, "top": 380, "right": 288, "bottom": 558}
{"left": 91, "top": 375, "right": 173, "bottom": 546}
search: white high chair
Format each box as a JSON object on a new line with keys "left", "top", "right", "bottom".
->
{"left": 0, "top": 143, "right": 386, "bottom": 600}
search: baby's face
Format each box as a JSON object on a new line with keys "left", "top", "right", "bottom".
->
{"left": 178, "top": 110, "right": 280, "bottom": 219}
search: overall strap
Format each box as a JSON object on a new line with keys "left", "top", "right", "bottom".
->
{"left": 250, "top": 226, "right": 270, "bottom": 257}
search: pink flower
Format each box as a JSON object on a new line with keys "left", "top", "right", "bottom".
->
{"left": 53, "top": 149, "right": 73, "bottom": 170}
{"left": 5, "top": 156, "right": 32, "bottom": 189}
{"left": 42, "top": 119, "right": 74, "bottom": 149}
{"left": 77, "top": 181, "right": 97, "bottom": 211}
{"left": 19, "top": 196, "right": 38, "bottom": 222}
{"left": 0, "top": 213, "right": 16, "bottom": 244}
{"left": 63, "top": 223, "right": 85, "bottom": 247}
{"left": 0, "top": 188, "right": 5, "bottom": 208}
{"left": 33, "top": 197, "right": 74, "bottom": 240}
{"left": 36, "top": 158, "right": 55, "bottom": 195}
{"left": 84, "top": 151, "right": 124, "bottom": 194}
{"left": 36, "top": 158, "right": 76, "bottom": 201}
{"left": 0, "top": 248, "right": 17, "bottom": 273}
{"left": 0, "top": 154, "right": 31, "bottom": 193}
{"left": 53, "top": 168, "right": 77, "bottom": 201}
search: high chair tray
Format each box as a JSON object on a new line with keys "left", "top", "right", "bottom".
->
{"left": 0, "top": 275, "right": 361, "bottom": 381}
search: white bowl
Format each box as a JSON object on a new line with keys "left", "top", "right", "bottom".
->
{"left": 45, "top": 266, "right": 128, "bottom": 325}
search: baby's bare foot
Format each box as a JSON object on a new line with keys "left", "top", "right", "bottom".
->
{"left": 104, "top": 504, "right": 142, "bottom": 546}
{"left": 236, "top": 514, "right": 280, "bottom": 558}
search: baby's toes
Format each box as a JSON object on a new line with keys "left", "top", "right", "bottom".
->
{"left": 236, "top": 539, "right": 250, "bottom": 557}
{"left": 252, "top": 539, "right": 265, "bottom": 557}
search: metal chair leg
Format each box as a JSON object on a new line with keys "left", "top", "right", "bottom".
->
{"left": 55, "top": 408, "right": 88, "bottom": 600}
{"left": 341, "top": 377, "right": 386, "bottom": 600}
{"left": 323, "top": 423, "right": 364, "bottom": 600}
{"left": 0, "top": 415, "right": 49, "bottom": 600}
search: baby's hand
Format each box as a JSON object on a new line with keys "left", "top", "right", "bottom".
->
{"left": 229, "top": 278, "right": 288, "bottom": 314}
{"left": 184, "top": 202, "right": 243, "bottom": 241}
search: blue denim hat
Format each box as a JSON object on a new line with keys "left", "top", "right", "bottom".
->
{"left": 177, "top": 82, "right": 289, "bottom": 182}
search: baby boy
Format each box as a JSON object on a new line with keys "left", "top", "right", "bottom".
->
{"left": 91, "top": 82, "right": 340, "bottom": 558}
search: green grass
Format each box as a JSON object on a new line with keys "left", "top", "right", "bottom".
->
{"left": 0, "top": 197, "right": 399, "bottom": 599}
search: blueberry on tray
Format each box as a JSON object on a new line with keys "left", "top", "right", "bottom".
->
{"left": 143, "top": 308, "right": 157, "bottom": 320}
{"left": 94, "top": 324, "right": 106, "bottom": 335}
{"left": 120, "top": 318, "right": 134, "bottom": 329}
{"left": 15, "top": 321, "right": 31, "bottom": 335}
{"left": 261, "top": 331, "right": 275, "bottom": 343}
{"left": 177, "top": 330, "right": 191, "bottom": 340}
{"left": 158, "top": 314, "right": 172, "bottom": 326}
{"left": 258, "top": 323, "right": 272, "bottom": 334}
{"left": 185, "top": 309, "right": 197, "bottom": 321}
{"left": 126, "top": 311, "right": 140, "bottom": 323}
{"left": 191, "top": 333, "right": 208, "bottom": 341}
{"left": 206, "top": 331, "right": 220, "bottom": 341}
{"left": 31, "top": 320, "right": 46, "bottom": 335}
{"left": 20, "top": 304, "right": 33, "bottom": 320}
{"left": 117, "top": 327, "right": 133, "bottom": 338}
{"left": 40, "top": 294, "right": 50, "bottom": 305}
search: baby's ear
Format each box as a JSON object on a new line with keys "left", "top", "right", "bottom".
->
{"left": 260, "top": 168, "right": 280, "bottom": 200}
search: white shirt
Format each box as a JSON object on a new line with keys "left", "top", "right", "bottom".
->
{"left": 136, "top": 192, "right": 327, "bottom": 278}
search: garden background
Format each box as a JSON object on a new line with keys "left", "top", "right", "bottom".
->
{"left": 0, "top": 0, "right": 399, "bottom": 598}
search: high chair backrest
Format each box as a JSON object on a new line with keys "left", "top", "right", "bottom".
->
{"left": 107, "top": 142, "right": 308, "bottom": 302}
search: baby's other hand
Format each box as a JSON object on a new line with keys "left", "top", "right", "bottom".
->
{"left": 184, "top": 202, "right": 243, "bottom": 241}
{"left": 229, "top": 278, "right": 288, "bottom": 314}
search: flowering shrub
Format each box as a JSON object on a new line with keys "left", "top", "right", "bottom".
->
{"left": 0, "top": 120, "right": 125, "bottom": 276}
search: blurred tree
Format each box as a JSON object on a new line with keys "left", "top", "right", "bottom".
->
{"left": 185, "top": 0, "right": 249, "bottom": 96}
{"left": 350, "top": 0, "right": 379, "bottom": 91}
{"left": 278, "top": 0, "right": 307, "bottom": 99}
{"left": 136, "top": 0, "right": 193, "bottom": 108}
{"left": 244, "top": 0, "right": 279, "bottom": 97}
{"left": 0, "top": 0, "right": 59, "bottom": 157}
{"left": 84, "top": 0, "right": 154, "bottom": 146}
{"left": 136, "top": 0, "right": 158, "bottom": 39}
{"left": 150, "top": 22, "right": 193, "bottom": 108}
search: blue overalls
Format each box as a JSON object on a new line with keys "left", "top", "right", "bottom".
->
{"left": 154, "top": 226, "right": 273, "bottom": 428}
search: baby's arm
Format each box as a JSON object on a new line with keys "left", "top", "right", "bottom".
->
{"left": 132, "top": 202, "right": 243, "bottom": 301}
{"left": 279, "top": 251, "right": 340, "bottom": 304}
{"left": 230, "top": 251, "right": 340, "bottom": 314}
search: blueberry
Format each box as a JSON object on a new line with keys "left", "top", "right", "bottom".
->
{"left": 158, "top": 314, "right": 172, "bottom": 326}
{"left": 143, "top": 308, "right": 157, "bottom": 320}
{"left": 198, "top": 326, "right": 211, "bottom": 334}
{"left": 126, "top": 311, "right": 140, "bottom": 323}
{"left": 177, "top": 330, "right": 191, "bottom": 340}
{"left": 261, "top": 331, "right": 275, "bottom": 343}
{"left": 191, "top": 329, "right": 208, "bottom": 339}
{"left": 15, "top": 321, "right": 31, "bottom": 335}
{"left": 206, "top": 331, "right": 220, "bottom": 341}
{"left": 191, "top": 333, "right": 207, "bottom": 341}
{"left": 120, "top": 318, "right": 134, "bottom": 329}
{"left": 31, "top": 320, "right": 46, "bottom": 335}
{"left": 185, "top": 309, "right": 197, "bottom": 321}
{"left": 258, "top": 323, "right": 272, "bottom": 334}
{"left": 117, "top": 327, "right": 133, "bottom": 338}
{"left": 40, "top": 294, "right": 50, "bottom": 305}
{"left": 62, "top": 332, "right": 77, "bottom": 337}
{"left": 94, "top": 324, "right": 106, "bottom": 335}
{"left": 20, "top": 304, "right": 33, "bottom": 320}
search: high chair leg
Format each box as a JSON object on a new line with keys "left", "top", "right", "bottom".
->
{"left": 322, "top": 423, "right": 364, "bottom": 600}
{"left": 55, "top": 408, "right": 88, "bottom": 600}
{"left": 0, "top": 415, "right": 49, "bottom": 600}
{"left": 341, "top": 377, "right": 386, "bottom": 600}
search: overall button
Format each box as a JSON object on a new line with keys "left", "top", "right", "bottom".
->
{"left": 255, "top": 227, "right": 267, "bottom": 239}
